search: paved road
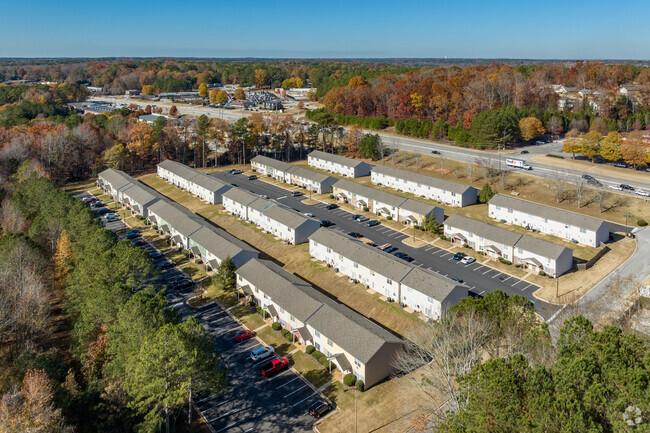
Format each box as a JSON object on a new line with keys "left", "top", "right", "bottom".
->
{"left": 211, "top": 171, "right": 560, "bottom": 320}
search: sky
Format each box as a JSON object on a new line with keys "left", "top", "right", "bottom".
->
{"left": 1, "top": 0, "right": 649, "bottom": 59}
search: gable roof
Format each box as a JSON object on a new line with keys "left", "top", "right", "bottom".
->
{"left": 190, "top": 223, "right": 257, "bottom": 260}
{"left": 371, "top": 165, "right": 477, "bottom": 195}
{"left": 333, "top": 179, "right": 438, "bottom": 216}
{"left": 287, "top": 166, "right": 335, "bottom": 184}
{"left": 148, "top": 200, "right": 204, "bottom": 237}
{"left": 308, "top": 150, "right": 369, "bottom": 169}
{"left": 158, "top": 159, "right": 198, "bottom": 181}
{"left": 309, "top": 228, "right": 461, "bottom": 301}
{"left": 488, "top": 194, "right": 607, "bottom": 232}
{"left": 513, "top": 234, "right": 571, "bottom": 261}
{"left": 222, "top": 188, "right": 260, "bottom": 206}
{"left": 120, "top": 182, "right": 164, "bottom": 208}
{"left": 445, "top": 213, "right": 523, "bottom": 246}
{"left": 98, "top": 168, "right": 135, "bottom": 191}
{"left": 158, "top": 160, "right": 231, "bottom": 193}
{"left": 237, "top": 259, "right": 402, "bottom": 363}
{"left": 251, "top": 155, "right": 293, "bottom": 172}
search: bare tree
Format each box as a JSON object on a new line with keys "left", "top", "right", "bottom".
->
{"left": 575, "top": 180, "right": 586, "bottom": 208}
{"left": 546, "top": 174, "right": 570, "bottom": 203}
{"left": 594, "top": 188, "right": 611, "bottom": 213}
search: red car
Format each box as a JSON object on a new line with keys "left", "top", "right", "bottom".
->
{"left": 260, "top": 358, "right": 289, "bottom": 377}
{"left": 234, "top": 329, "right": 255, "bottom": 343}
{"left": 132, "top": 239, "right": 147, "bottom": 247}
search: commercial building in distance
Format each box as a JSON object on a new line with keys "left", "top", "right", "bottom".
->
{"left": 157, "top": 159, "right": 232, "bottom": 204}
{"left": 488, "top": 194, "right": 609, "bottom": 247}
{"left": 309, "top": 228, "right": 467, "bottom": 320}
{"left": 332, "top": 179, "right": 444, "bottom": 225}
{"left": 308, "top": 150, "right": 372, "bottom": 178}
{"left": 236, "top": 258, "right": 402, "bottom": 388}
{"left": 370, "top": 165, "right": 478, "bottom": 207}
{"left": 444, "top": 213, "right": 573, "bottom": 277}
{"left": 223, "top": 188, "right": 320, "bottom": 244}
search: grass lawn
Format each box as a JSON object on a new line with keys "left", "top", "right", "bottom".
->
{"left": 230, "top": 305, "right": 265, "bottom": 330}
{"left": 290, "top": 351, "right": 333, "bottom": 388}
{"left": 255, "top": 327, "right": 294, "bottom": 356}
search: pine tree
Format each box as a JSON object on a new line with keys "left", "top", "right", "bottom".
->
{"left": 479, "top": 183, "right": 495, "bottom": 203}
{"left": 214, "top": 256, "right": 237, "bottom": 292}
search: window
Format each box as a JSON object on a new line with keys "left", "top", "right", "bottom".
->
{"left": 314, "top": 342, "right": 321, "bottom": 351}
{"left": 327, "top": 338, "right": 333, "bottom": 347}
{"left": 237, "top": 275, "right": 242, "bottom": 281}
{"left": 508, "top": 208, "right": 513, "bottom": 213}
{"left": 326, "top": 247, "right": 331, "bottom": 253}
{"left": 407, "top": 286, "right": 413, "bottom": 293}
{"left": 354, "top": 358, "right": 361, "bottom": 368}
{"left": 451, "top": 192, "right": 456, "bottom": 197}
{"left": 254, "top": 287, "right": 259, "bottom": 293}
{"left": 427, "top": 296, "right": 434, "bottom": 303}
{"left": 314, "top": 330, "right": 321, "bottom": 338}
{"left": 469, "top": 233, "right": 473, "bottom": 238}
{"left": 387, "top": 278, "right": 392, "bottom": 285}
{"left": 354, "top": 263, "right": 358, "bottom": 268}
{"left": 290, "top": 314, "right": 295, "bottom": 322}
{"left": 496, "top": 205, "right": 501, "bottom": 210}
{"left": 278, "top": 306, "right": 284, "bottom": 314}
{"left": 517, "top": 248, "right": 522, "bottom": 254}
{"left": 580, "top": 227, "right": 586, "bottom": 233}
{"left": 313, "top": 241, "right": 318, "bottom": 247}
{"left": 263, "top": 293, "right": 269, "bottom": 299}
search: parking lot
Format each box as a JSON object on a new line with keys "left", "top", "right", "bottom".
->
{"left": 76, "top": 190, "right": 327, "bottom": 432}
{"left": 210, "top": 170, "right": 560, "bottom": 320}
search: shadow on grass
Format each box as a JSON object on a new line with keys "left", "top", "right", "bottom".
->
{"left": 301, "top": 368, "right": 333, "bottom": 388}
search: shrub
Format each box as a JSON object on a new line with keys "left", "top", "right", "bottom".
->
{"left": 355, "top": 380, "right": 365, "bottom": 392}
{"left": 153, "top": 225, "right": 158, "bottom": 230}
{"left": 136, "top": 215, "right": 144, "bottom": 220}
{"left": 498, "top": 257, "right": 512, "bottom": 265}
{"left": 255, "top": 306, "right": 263, "bottom": 316}
{"left": 305, "top": 345, "right": 315, "bottom": 354}
{"left": 463, "top": 243, "right": 470, "bottom": 248}
{"left": 363, "top": 206, "right": 369, "bottom": 212}
{"left": 311, "top": 350, "right": 330, "bottom": 368}
{"left": 638, "top": 219, "right": 648, "bottom": 227}
{"left": 546, "top": 154, "right": 564, "bottom": 159}
{"left": 329, "top": 194, "right": 335, "bottom": 199}
{"left": 386, "top": 215, "right": 393, "bottom": 220}
{"left": 539, "top": 270, "right": 546, "bottom": 276}
{"left": 271, "top": 322, "right": 282, "bottom": 331}
{"left": 343, "top": 373, "right": 357, "bottom": 387}
{"left": 515, "top": 263, "right": 522, "bottom": 268}
{"left": 182, "top": 250, "right": 190, "bottom": 257}
{"left": 195, "top": 259, "right": 203, "bottom": 264}
{"left": 281, "top": 329, "right": 294, "bottom": 342}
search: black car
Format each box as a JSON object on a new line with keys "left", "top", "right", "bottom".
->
{"left": 171, "top": 278, "right": 195, "bottom": 290}
{"left": 347, "top": 232, "right": 362, "bottom": 238}
{"left": 520, "top": 150, "right": 529, "bottom": 154}
{"left": 620, "top": 184, "right": 635, "bottom": 191}
{"left": 453, "top": 252, "right": 466, "bottom": 261}
{"left": 156, "top": 260, "right": 174, "bottom": 270}
{"left": 394, "top": 251, "right": 406, "bottom": 258}
{"left": 247, "top": 175, "right": 257, "bottom": 180}
{"left": 431, "top": 150, "right": 440, "bottom": 155}
{"left": 126, "top": 232, "right": 140, "bottom": 240}
{"left": 326, "top": 203, "right": 338, "bottom": 210}
{"left": 586, "top": 178, "right": 602, "bottom": 187}
{"left": 451, "top": 277, "right": 464, "bottom": 284}
{"left": 95, "top": 208, "right": 112, "bottom": 215}
{"left": 308, "top": 400, "right": 333, "bottom": 419}
{"left": 150, "top": 251, "right": 164, "bottom": 260}
{"left": 320, "top": 220, "right": 333, "bottom": 227}
{"left": 230, "top": 183, "right": 238, "bottom": 187}
{"left": 582, "top": 174, "right": 594, "bottom": 180}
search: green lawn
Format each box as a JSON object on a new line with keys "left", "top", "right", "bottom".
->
{"left": 256, "top": 327, "right": 294, "bottom": 356}
{"left": 230, "top": 305, "right": 265, "bottom": 330}
{"left": 290, "top": 351, "right": 333, "bottom": 388}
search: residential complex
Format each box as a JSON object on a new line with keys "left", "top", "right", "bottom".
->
{"left": 250, "top": 155, "right": 337, "bottom": 193}
{"left": 370, "top": 165, "right": 478, "bottom": 207}
{"left": 157, "top": 159, "right": 232, "bottom": 204}
{"left": 309, "top": 228, "right": 468, "bottom": 319}
{"left": 236, "top": 258, "right": 403, "bottom": 388}
{"left": 444, "top": 214, "right": 573, "bottom": 277}
{"left": 97, "top": 169, "right": 164, "bottom": 218}
{"left": 332, "top": 179, "right": 444, "bottom": 225}
{"left": 488, "top": 194, "right": 609, "bottom": 247}
{"left": 307, "top": 150, "right": 372, "bottom": 178}
{"left": 222, "top": 188, "right": 321, "bottom": 244}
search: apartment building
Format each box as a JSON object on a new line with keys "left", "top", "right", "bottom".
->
{"left": 307, "top": 150, "right": 371, "bottom": 178}
{"left": 488, "top": 194, "right": 609, "bottom": 247}
{"left": 157, "top": 159, "right": 232, "bottom": 204}
{"left": 250, "top": 155, "right": 337, "bottom": 194}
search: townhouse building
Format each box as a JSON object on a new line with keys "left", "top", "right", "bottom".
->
{"left": 309, "top": 228, "right": 467, "bottom": 320}
{"left": 236, "top": 258, "right": 403, "bottom": 388}
{"left": 307, "top": 150, "right": 371, "bottom": 178}
{"left": 488, "top": 194, "right": 609, "bottom": 247}
{"left": 370, "top": 165, "right": 478, "bottom": 207}
{"left": 98, "top": 168, "right": 135, "bottom": 200}
{"left": 98, "top": 169, "right": 164, "bottom": 218}
{"left": 250, "top": 155, "right": 294, "bottom": 181}
{"left": 222, "top": 188, "right": 321, "bottom": 244}
{"left": 444, "top": 214, "right": 573, "bottom": 277}
{"left": 157, "top": 159, "right": 232, "bottom": 204}
{"left": 332, "top": 179, "right": 444, "bottom": 225}
{"left": 250, "top": 155, "right": 336, "bottom": 194}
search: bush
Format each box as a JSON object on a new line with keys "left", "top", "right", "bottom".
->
{"left": 343, "top": 373, "right": 357, "bottom": 387}
{"left": 281, "top": 329, "right": 294, "bottom": 342}
{"left": 255, "top": 306, "right": 263, "bottom": 316}
{"left": 305, "top": 345, "right": 315, "bottom": 354}
{"left": 386, "top": 215, "right": 393, "bottom": 220}
{"left": 638, "top": 219, "right": 648, "bottom": 227}
{"left": 498, "top": 257, "right": 512, "bottom": 265}
{"left": 195, "top": 259, "right": 203, "bottom": 264}
{"left": 311, "top": 350, "right": 330, "bottom": 368}
{"left": 515, "top": 263, "right": 522, "bottom": 268}
{"left": 329, "top": 194, "right": 335, "bottom": 199}
{"left": 463, "top": 243, "right": 470, "bottom": 248}
{"left": 539, "top": 270, "right": 546, "bottom": 276}
{"left": 355, "top": 380, "right": 365, "bottom": 392}
{"left": 271, "top": 322, "right": 282, "bottom": 331}
{"left": 182, "top": 250, "right": 190, "bottom": 257}
{"left": 136, "top": 215, "right": 144, "bottom": 220}
{"left": 546, "top": 154, "right": 564, "bottom": 159}
{"left": 363, "top": 206, "right": 369, "bottom": 212}
{"left": 153, "top": 225, "right": 158, "bottom": 230}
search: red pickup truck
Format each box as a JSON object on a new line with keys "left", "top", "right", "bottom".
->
{"left": 260, "top": 358, "right": 289, "bottom": 377}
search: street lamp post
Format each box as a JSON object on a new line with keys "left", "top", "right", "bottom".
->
{"left": 625, "top": 212, "right": 633, "bottom": 236}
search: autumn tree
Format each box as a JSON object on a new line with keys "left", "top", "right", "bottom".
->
{"left": 599, "top": 131, "right": 623, "bottom": 162}
{"left": 208, "top": 89, "right": 219, "bottom": 104}
{"left": 53, "top": 229, "right": 74, "bottom": 281}
{"left": 348, "top": 75, "right": 367, "bottom": 88}
{"left": 214, "top": 90, "right": 228, "bottom": 104}
{"left": 345, "top": 124, "right": 364, "bottom": 153}
{"left": 254, "top": 69, "right": 267, "bottom": 88}
{"left": 233, "top": 88, "right": 246, "bottom": 100}
{"left": 169, "top": 105, "right": 178, "bottom": 117}
{"left": 579, "top": 131, "right": 602, "bottom": 162}
{"left": 141, "top": 85, "right": 155, "bottom": 95}
{"left": 126, "top": 122, "right": 154, "bottom": 170}
{"left": 103, "top": 143, "right": 130, "bottom": 170}
{"left": 621, "top": 137, "right": 649, "bottom": 168}
{"left": 518, "top": 116, "right": 545, "bottom": 141}
{"left": 545, "top": 116, "right": 563, "bottom": 137}
{"left": 281, "top": 77, "right": 304, "bottom": 89}
{"left": 198, "top": 82, "right": 208, "bottom": 97}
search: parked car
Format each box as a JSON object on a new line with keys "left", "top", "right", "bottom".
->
{"left": 378, "top": 243, "right": 392, "bottom": 251}
{"left": 453, "top": 252, "right": 466, "bottom": 261}
{"left": 171, "top": 278, "right": 194, "bottom": 290}
{"left": 635, "top": 189, "right": 649, "bottom": 197}
{"left": 132, "top": 239, "right": 147, "bottom": 247}
{"left": 150, "top": 251, "right": 164, "bottom": 260}
{"left": 461, "top": 256, "right": 476, "bottom": 265}
{"left": 320, "top": 220, "right": 333, "bottom": 227}
{"left": 520, "top": 150, "right": 529, "bottom": 154}
{"left": 303, "top": 212, "right": 314, "bottom": 217}
{"left": 247, "top": 175, "right": 257, "bottom": 180}
{"left": 401, "top": 255, "right": 414, "bottom": 262}
{"left": 613, "top": 162, "right": 627, "bottom": 168}
{"left": 126, "top": 232, "right": 140, "bottom": 240}
{"left": 156, "top": 260, "right": 174, "bottom": 270}
{"left": 385, "top": 247, "right": 398, "bottom": 253}
{"left": 82, "top": 196, "right": 95, "bottom": 203}
{"left": 105, "top": 214, "right": 119, "bottom": 222}
{"left": 250, "top": 346, "right": 275, "bottom": 362}
{"left": 291, "top": 191, "right": 303, "bottom": 197}
{"left": 586, "top": 178, "right": 602, "bottom": 186}
{"left": 347, "top": 232, "right": 362, "bottom": 238}
{"left": 90, "top": 201, "right": 105, "bottom": 208}
{"left": 608, "top": 184, "right": 623, "bottom": 191}
{"left": 325, "top": 203, "right": 338, "bottom": 210}
{"left": 352, "top": 214, "right": 362, "bottom": 220}
{"left": 394, "top": 251, "right": 406, "bottom": 258}
{"left": 431, "top": 150, "right": 440, "bottom": 155}
{"left": 95, "top": 208, "right": 111, "bottom": 215}
{"left": 259, "top": 194, "right": 269, "bottom": 199}
{"left": 451, "top": 277, "right": 464, "bottom": 284}
{"left": 365, "top": 242, "right": 377, "bottom": 247}
{"left": 260, "top": 358, "right": 289, "bottom": 377}
{"left": 309, "top": 401, "right": 333, "bottom": 418}
{"left": 233, "top": 329, "right": 255, "bottom": 343}
{"left": 230, "top": 183, "right": 238, "bottom": 187}
{"left": 357, "top": 215, "right": 369, "bottom": 222}
{"left": 229, "top": 169, "right": 243, "bottom": 174}
{"left": 366, "top": 220, "right": 380, "bottom": 227}
{"left": 620, "top": 184, "right": 635, "bottom": 191}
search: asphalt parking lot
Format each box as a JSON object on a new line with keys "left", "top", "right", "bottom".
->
{"left": 211, "top": 170, "right": 559, "bottom": 320}
{"left": 76, "top": 190, "right": 326, "bottom": 432}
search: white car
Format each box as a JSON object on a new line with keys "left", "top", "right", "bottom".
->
{"left": 635, "top": 189, "right": 650, "bottom": 197}
{"left": 303, "top": 213, "right": 314, "bottom": 217}
{"left": 250, "top": 346, "right": 275, "bottom": 362}
{"left": 460, "top": 256, "right": 476, "bottom": 265}
{"left": 608, "top": 184, "right": 623, "bottom": 191}
{"left": 260, "top": 194, "right": 269, "bottom": 199}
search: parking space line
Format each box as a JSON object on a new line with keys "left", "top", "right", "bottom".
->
{"left": 275, "top": 376, "right": 300, "bottom": 390}
{"left": 521, "top": 284, "right": 533, "bottom": 291}
{"left": 284, "top": 384, "right": 308, "bottom": 398}
{"left": 202, "top": 399, "right": 233, "bottom": 414}
{"left": 214, "top": 419, "right": 245, "bottom": 433}
{"left": 292, "top": 393, "right": 316, "bottom": 407}
{"left": 482, "top": 269, "right": 492, "bottom": 274}
{"left": 502, "top": 276, "right": 511, "bottom": 282}
{"left": 491, "top": 273, "right": 500, "bottom": 279}
{"left": 479, "top": 290, "right": 485, "bottom": 296}
{"left": 440, "top": 252, "right": 451, "bottom": 258}
{"left": 266, "top": 369, "right": 292, "bottom": 382}
{"left": 425, "top": 247, "right": 435, "bottom": 251}
{"left": 512, "top": 280, "right": 523, "bottom": 287}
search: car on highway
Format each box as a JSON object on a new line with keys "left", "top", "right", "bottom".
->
{"left": 453, "top": 252, "right": 466, "bottom": 261}
{"left": 620, "top": 184, "right": 635, "bottom": 191}
{"left": 348, "top": 232, "right": 362, "bottom": 238}
{"left": 520, "top": 150, "right": 529, "bottom": 154}
{"left": 309, "top": 401, "right": 333, "bottom": 418}
{"left": 431, "top": 150, "right": 440, "bottom": 155}
{"left": 586, "top": 178, "right": 602, "bottom": 186}
{"left": 250, "top": 346, "right": 275, "bottom": 362}
{"left": 234, "top": 329, "right": 255, "bottom": 343}
{"left": 608, "top": 184, "right": 623, "bottom": 191}
{"left": 259, "top": 194, "right": 269, "bottom": 199}
{"left": 460, "top": 256, "right": 476, "bottom": 265}
{"left": 291, "top": 191, "right": 303, "bottom": 197}
{"left": 451, "top": 277, "right": 464, "bottom": 284}
{"left": 325, "top": 203, "right": 338, "bottom": 210}
{"left": 247, "top": 175, "right": 257, "bottom": 180}
{"left": 303, "top": 212, "right": 314, "bottom": 217}
{"left": 132, "top": 239, "right": 147, "bottom": 247}
{"left": 635, "top": 189, "right": 649, "bottom": 197}
{"left": 320, "top": 220, "right": 333, "bottom": 227}
{"left": 260, "top": 357, "right": 289, "bottom": 377}
{"left": 366, "top": 220, "right": 380, "bottom": 227}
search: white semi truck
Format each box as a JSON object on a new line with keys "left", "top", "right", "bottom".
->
{"left": 506, "top": 158, "right": 532, "bottom": 170}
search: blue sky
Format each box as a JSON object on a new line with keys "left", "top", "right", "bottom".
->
{"left": 1, "top": 0, "right": 649, "bottom": 59}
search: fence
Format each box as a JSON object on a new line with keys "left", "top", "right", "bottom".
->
{"left": 577, "top": 245, "right": 610, "bottom": 271}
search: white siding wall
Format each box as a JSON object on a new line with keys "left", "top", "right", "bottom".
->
{"left": 400, "top": 285, "right": 443, "bottom": 319}
{"left": 371, "top": 172, "right": 463, "bottom": 207}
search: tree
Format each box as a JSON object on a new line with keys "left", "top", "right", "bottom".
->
{"left": 103, "top": 143, "right": 130, "bottom": 170}
{"left": 141, "top": 85, "right": 155, "bottom": 95}
{"left": 195, "top": 115, "right": 210, "bottom": 168}
{"left": 254, "top": 69, "right": 267, "bottom": 88}
{"left": 233, "top": 88, "right": 246, "bottom": 100}
{"left": 599, "top": 131, "right": 623, "bottom": 162}
{"left": 545, "top": 115, "right": 563, "bottom": 136}
{"left": 578, "top": 131, "right": 602, "bottom": 162}
{"left": 345, "top": 124, "right": 363, "bottom": 153}
{"left": 215, "top": 90, "right": 228, "bottom": 104}
{"left": 518, "top": 116, "right": 545, "bottom": 141}
{"left": 198, "top": 82, "right": 208, "bottom": 97}
{"left": 53, "top": 229, "right": 73, "bottom": 281}
{"left": 348, "top": 76, "right": 367, "bottom": 88}
{"left": 214, "top": 256, "right": 236, "bottom": 293}
{"left": 208, "top": 89, "right": 219, "bottom": 104}
{"left": 621, "top": 132, "right": 649, "bottom": 168}
{"left": 562, "top": 136, "right": 582, "bottom": 159}
{"left": 358, "top": 133, "right": 382, "bottom": 160}
{"left": 478, "top": 183, "right": 495, "bottom": 203}
{"left": 281, "top": 77, "right": 304, "bottom": 89}
{"left": 422, "top": 213, "right": 442, "bottom": 235}
{"left": 169, "top": 105, "right": 178, "bottom": 117}
{"left": 126, "top": 122, "right": 154, "bottom": 169}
